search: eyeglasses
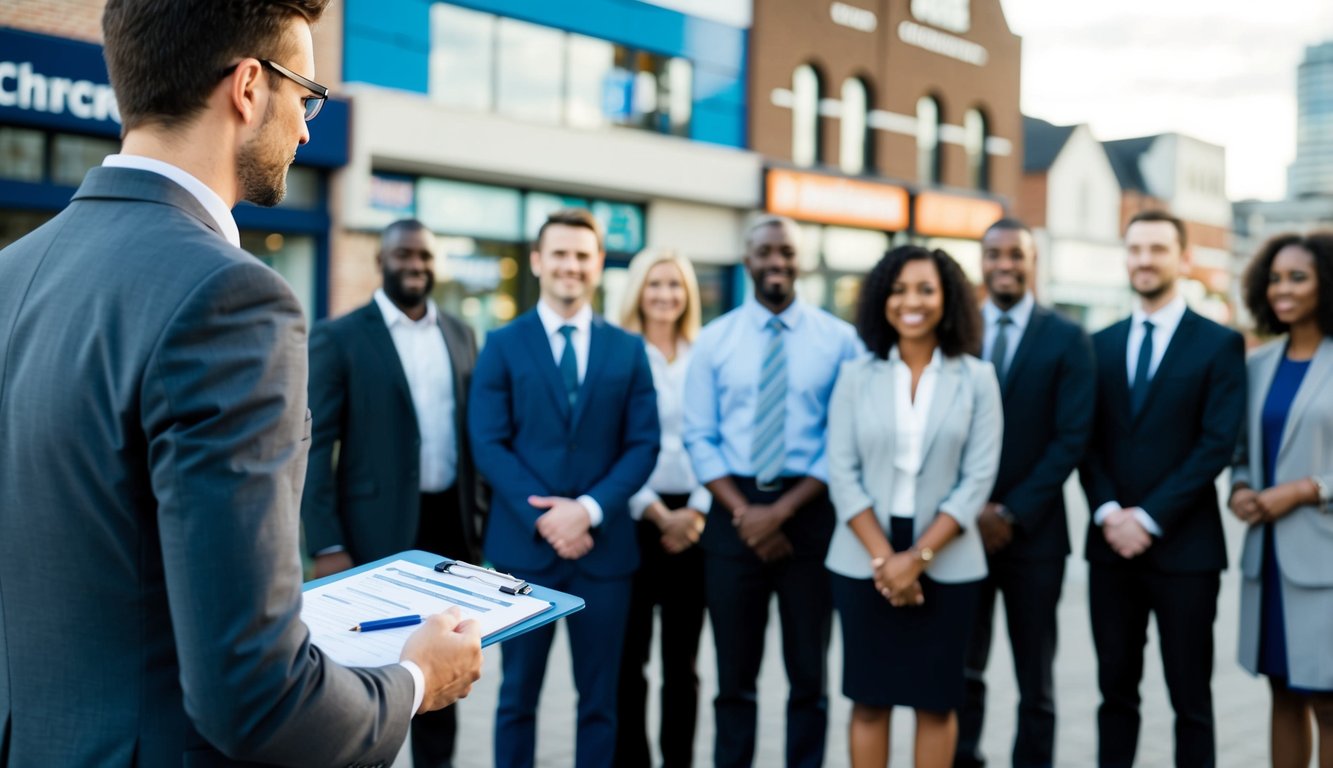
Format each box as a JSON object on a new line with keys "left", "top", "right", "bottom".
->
{"left": 219, "top": 59, "right": 329, "bottom": 121}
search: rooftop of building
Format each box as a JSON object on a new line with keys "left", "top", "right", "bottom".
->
{"left": 1022, "top": 115, "right": 1077, "bottom": 173}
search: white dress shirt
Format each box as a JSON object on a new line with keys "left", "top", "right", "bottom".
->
{"left": 629, "top": 341, "right": 712, "bottom": 520}
{"left": 101, "top": 154, "right": 241, "bottom": 247}
{"left": 1093, "top": 293, "right": 1189, "bottom": 536}
{"left": 534, "top": 300, "right": 604, "bottom": 527}
{"left": 982, "top": 292, "right": 1035, "bottom": 373}
{"left": 888, "top": 347, "right": 943, "bottom": 518}
{"left": 374, "top": 289, "right": 456, "bottom": 493}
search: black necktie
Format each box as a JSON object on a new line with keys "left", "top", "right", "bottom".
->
{"left": 991, "top": 314, "right": 1013, "bottom": 385}
{"left": 1130, "top": 319, "right": 1155, "bottom": 416}
{"left": 558, "top": 325, "right": 578, "bottom": 407}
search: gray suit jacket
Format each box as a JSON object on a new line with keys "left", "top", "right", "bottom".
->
{"left": 1234, "top": 337, "right": 1333, "bottom": 688}
{"left": 0, "top": 167, "right": 412, "bottom": 767}
{"left": 825, "top": 353, "right": 1003, "bottom": 583}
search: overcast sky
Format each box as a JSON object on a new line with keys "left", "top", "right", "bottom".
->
{"left": 1002, "top": 0, "right": 1333, "bottom": 201}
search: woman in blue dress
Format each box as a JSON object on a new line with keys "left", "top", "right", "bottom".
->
{"left": 1229, "top": 232, "right": 1333, "bottom": 768}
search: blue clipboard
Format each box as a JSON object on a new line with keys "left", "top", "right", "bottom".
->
{"left": 303, "top": 549, "right": 584, "bottom": 647}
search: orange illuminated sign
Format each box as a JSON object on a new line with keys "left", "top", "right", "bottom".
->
{"left": 765, "top": 168, "right": 910, "bottom": 231}
{"left": 913, "top": 192, "right": 1005, "bottom": 239}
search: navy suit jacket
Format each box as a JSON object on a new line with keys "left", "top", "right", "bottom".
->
{"left": 1080, "top": 308, "right": 1246, "bottom": 573}
{"left": 990, "top": 306, "right": 1096, "bottom": 560}
{"left": 468, "top": 309, "right": 659, "bottom": 579}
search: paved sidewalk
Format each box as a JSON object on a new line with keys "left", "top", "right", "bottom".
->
{"left": 401, "top": 477, "right": 1295, "bottom": 767}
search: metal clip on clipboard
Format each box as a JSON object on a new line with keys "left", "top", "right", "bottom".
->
{"left": 434, "top": 560, "right": 532, "bottom": 596}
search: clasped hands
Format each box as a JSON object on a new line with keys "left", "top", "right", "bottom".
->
{"left": 531, "top": 495, "right": 594, "bottom": 559}
{"left": 1229, "top": 484, "right": 1302, "bottom": 526}
{"left": 732, "top": 502, "right": 794, "bottom": 562}
{"left": 1102, "top": 506, "right": 1153, "bottom": 559}
{"left": 647, "top": 502, "right": 706, "bottom": 554}
{"left": 870, "top": 552, "right": 925, "bottom": 608}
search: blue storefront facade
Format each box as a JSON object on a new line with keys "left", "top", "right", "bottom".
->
{"left": 0, "top": 26, "right": 351, "bottom": 320}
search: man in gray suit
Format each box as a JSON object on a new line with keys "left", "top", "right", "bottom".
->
{"left": 0, "top": 1, "right": 482, "bottom": 765}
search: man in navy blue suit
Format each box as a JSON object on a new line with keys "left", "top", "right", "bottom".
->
{"left": 469, "top": 208, "right": 660, "bottom": 768}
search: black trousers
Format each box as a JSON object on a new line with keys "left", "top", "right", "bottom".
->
{"left": 412, "top": 486, "right": 469, "bottom": 768}
{"left": 1089, "top": 562, "right": 1219, "bottom": 768}
{"left": 614, "top": 493, "right": 708, "bottom": 768}
{"left": 706, "top": 478, "right": 832, "bottom": 768}
{"left": 955, "top": 556, "right": 1066, "bottom": 768}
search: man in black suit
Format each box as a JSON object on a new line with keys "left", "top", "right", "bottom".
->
{"left": 956, "top": 219, "right": 1096, "bottom": 768}
{"left": 302, "top": 218, "right": 487, "bottom": 768}
{"left": 1080, "top": 210, "right": 1245, "bottom": 768}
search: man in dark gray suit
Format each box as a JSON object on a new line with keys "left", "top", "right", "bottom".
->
{"left": 303, "top": 218, "right": 488, "bottom": 768}
{"left": 0, "top": 1, "right": 482, "bottom": 765}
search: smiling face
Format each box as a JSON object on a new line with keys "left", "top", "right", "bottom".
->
{"left": 1125, "top": 219, "right": 1183, "bottom": 302}
{"left": 378, "top": 225, "right": 437, "bottom": 311}
{"left": 981, "top": 226, "right": 1034, "bottom": 309}
{"left": 531, "top": 223, "right": 604, "bottom": 312}
{"left": 236, "top": 19, "right": 314, "bottom": 207}
{"left": 1267, "top": 244, "right": 1320, "bottom": 328}
{"left": 640, "top": 260, "right": 688, "bottom": 329}
{"left": 885, "top": 257, "right": 944, "bottom": 344}
{"left": 744, "top": 222, "right": 799, "bottom": 311}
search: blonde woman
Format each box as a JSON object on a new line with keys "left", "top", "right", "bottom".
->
{"left": 614, "top": 249, "right": 711, "bottom": 768}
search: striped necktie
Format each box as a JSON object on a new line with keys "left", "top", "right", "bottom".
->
{"left": 752, "top": 316, "right": 787, "bottom": 486}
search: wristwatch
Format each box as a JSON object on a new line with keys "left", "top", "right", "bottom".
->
{"left": 911, "top": 546, "right": 935, "bottom": 563}
{"left": 1313, "top": 476, "right": 1331, "bottom": 514}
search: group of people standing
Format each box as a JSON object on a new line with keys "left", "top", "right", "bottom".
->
{"left": 303, "top": 201, "right": 1332, "bottom": 768}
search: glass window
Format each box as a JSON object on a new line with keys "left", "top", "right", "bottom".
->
{"left": 610, "top": 48, "right": 691, "bottom": 136}
{"left": 0, "top": 209, "right": 55, "bottom": 249}
{"left": 275, "top": 166, "right": 321, "bottom": 210}
{"left": 0, "top": 127, "right": 45, "bottom": 182}
{"left": 839, "top": 79, "right": 868, "bottom": 175}
{"left": 496, "top": 18, "right": 564, "bottom": 124}
{"left": 916, "top": 96, "right": 940, "bottom": 185}
{"left": 566, "top": 34, "right": 615, "bottom": 129}
{"left": 667, "top": 58, "right": 692, "bottom": 137}
{"left": 964, "top": 108, "right": 988, "bottom": 191}
{"left": 241, "top": 231, "right": 316, "bottom": 323}
{"left": 792, "top": 65, "right": 821, "bottom": 167}
{"left": 429, "top": 4, "right": 496, "bottom": 111}
{"left": 823, "top": 226, "right": 888, "bottom": 271}
{"left": 52, "top": 134, "right": 119, "bottom": 187}
{"left": 417, "top": 178, "right": 523, "bottom": 241}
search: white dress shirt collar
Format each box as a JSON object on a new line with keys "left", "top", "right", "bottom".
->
{"left": 101, "top": 154, "right": 240, "bottom": 247}
{"left": 746, "top": 298, "right": 805, "bottom": 332}
{"left": 983, "top": 292, "right": 1035, "bottom": 331}
{"left": 374, "top": 288, "right": 439, "bottom": 329}
{"left": 887, "top": 344, "right": 944, "bottom": 369}
{"left": 536, "top": 299, "right": 593, "bottom": 339}
{"left": 1131, "top": 292, "right": 1187, "bottom": 336}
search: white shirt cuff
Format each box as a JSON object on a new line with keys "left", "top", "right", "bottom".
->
{"left": 628, "top": 488, "right": 659, "bottom": 522}
{"left": 1093, "top": 501, "right": 1121, "bottom": 526}
{"left": 578, "top": 495, "right": 604, "bottom": 527}
{"left": 314, "top": 545, "right": 345, "bottom": 556}
{"left": 687, "top": 486, "right": 712, "bottom": 515}
{"left": 1133, "top": 508, "right": 1163, "bottom": 537}
{"left": 399, "top": 659, "right": 425, "bottom": 717}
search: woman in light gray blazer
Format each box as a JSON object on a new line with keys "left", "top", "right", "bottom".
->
{"left": 826, "top": 246, "right": 1002, "bottom": 768}
{"left": 1230, "top": 232, "right": 1333, "bottom": 768}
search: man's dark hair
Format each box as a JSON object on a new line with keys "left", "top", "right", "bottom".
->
{"left": 984, "top": 217, "right": 1031, "bottom": 237}
{"left": 1242, "top": 231, "right": 1333, "bottom": 337}
{"left": 1126, "top": 209, "right": 1187, "bottom": 250}
{"left": 534, "top": 208, "right": 603, "bottom": 252}
{"left": 855, "top": 245, "right": 982, "bottom": 359}
{"left": 102, "top": 0, "right": 330, "bottom": 131}
{"left": 380, "top": 218, "right": 430, "bottom": 251}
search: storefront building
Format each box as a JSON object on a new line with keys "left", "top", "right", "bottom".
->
{"left": 0, "top": 26, "right": 351, "bottom": 322}
{"left": 326, "top": 0, "right": 761, "bottom": 332}
{"left": 747, "top": 0, "right": 1019, "bottom": 318}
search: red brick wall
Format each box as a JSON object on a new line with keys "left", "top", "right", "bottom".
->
{"left": 1, "top": 0, "right": 107, "bottom": 42}
{"left": 1017, "top": 173, "right": 1048, "bottom": 229}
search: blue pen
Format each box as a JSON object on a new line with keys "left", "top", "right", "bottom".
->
{"left": 349, "top": 614, "right": 422, "bottom": 632}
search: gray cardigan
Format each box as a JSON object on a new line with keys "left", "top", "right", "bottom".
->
{"left": 825, "top": 353, "right": 1002, "bottom": 583}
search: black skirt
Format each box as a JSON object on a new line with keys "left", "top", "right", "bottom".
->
{"left": 831, "top": 517, "right": 980, "bottom": 712}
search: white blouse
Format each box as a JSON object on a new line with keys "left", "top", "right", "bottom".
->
{"left": 630, "top": 340, "right": 712, "bottom": 519}
{"left": 887, "top": 346, "right": 942, "bottom": 517}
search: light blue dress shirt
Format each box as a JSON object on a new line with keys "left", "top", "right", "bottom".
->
{"left": 683, "top": 299, "right": 863, "bottom": 485}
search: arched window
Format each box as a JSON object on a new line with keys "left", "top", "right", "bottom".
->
{"left": 839, "top": 78, "right": 870, "bottom": 175}
{"left": 916, "top": 96, "right": 940, "bottom": 185}
{"left": 964, "top": 108, "right": 989, "bottom": 190}
{"left": 792, "top": 65, "right": 821, "bottom": 167}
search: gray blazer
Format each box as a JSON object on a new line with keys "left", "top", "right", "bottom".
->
{"left": 0, "top": 167, "right": 413, "bottom": 766}
{"left": 1233, "top": 337, "right": 1333, "bottom": 689}
{"left": 825, "top": 353, "right": 1003, "bottom": 583}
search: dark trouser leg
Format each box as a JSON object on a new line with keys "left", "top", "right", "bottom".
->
{"left": 998, "top": 557, "right": 1065, "bottom": 768}
{"left": 707, "top": 551, "right": 773, "bottom": 768}
{"left": 1148, "top": 570, "right": 1219, "bottom": 768}
{"left": 567, "top": 570, "right": 633, "bottom": 768}
{"left": 494, "top": 615, "right": 556, "bottom": 768}
{"left": 414, "top": 486, "right": 466, "bottom": 768}
{"left": 1089, "top": 562, "right": 1150, "bottom": 768}
{"left": 417, "top": 486, "right": 470, "bottom": 561}
{"left": 657, "top": 537, "right": 706, "bottom": 768}
{"left": 411, "top": 705, "right": 458, "bottom": 768}
{"left": 615, "top": 521, "right": 661, "bottom": 768}
{"left": 955, "top": 571, "right": 999, "bottom": 768}
{"left": 773, "top": 555, "right": 832, "bottom": 768}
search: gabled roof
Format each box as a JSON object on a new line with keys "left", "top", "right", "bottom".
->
{"left": 1023, "top": 116, "right": 1077, "bottom": 173}
{"left": 1103, "top": 136, "right": 1159, "bottom": 193}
